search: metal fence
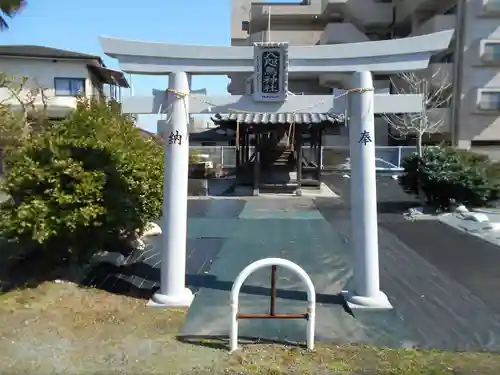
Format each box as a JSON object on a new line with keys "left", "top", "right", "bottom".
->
{"left": 190, "top": 145, "right": 417, "bottom": 170}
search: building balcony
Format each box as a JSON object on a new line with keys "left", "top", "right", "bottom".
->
{"left": 231, "top": 38, "right": 249, "bottom": 47}
{"left": 250, "top": 1, "right": 322, "bottom": 23}
{"left": 373, "top": 79, "right": 391, "bottom": 94}
{"left": 318, "top": 74, "right": 392, "bottom": 91}
{"left": 410, "top": 15, "right": 455, "bottom": 37}
{"left": 320, "top": 23, "right": 369, "bottom": 44}
{"left": 42, "top": 96, "right": 81, "bottom": 118}
{"left": 317, "top": 23, "right": 371, "bottom": 86}
{"left": 249, "top": 29, "right": 323, "bottom": 45}
{"left": 0, "top": 87, "right": 122, "bottom": 118}
{"left": 322, "top": 0, "right": 393, "bottom": 26}
{"left": 0, "top": 88, "right": 79, "bottom": 118}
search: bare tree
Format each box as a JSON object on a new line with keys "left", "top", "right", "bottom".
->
{"left": 0, "top": 73, "right": 49, "bottom": 166}
{"left": 383, "top": 70, "right": 452, "bottom": 157}
{"left": 0, "top": 72, "right": 49, "bottom": 128}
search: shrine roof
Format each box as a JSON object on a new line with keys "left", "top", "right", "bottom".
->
{"left": 211, "top": 112, "right": 344, "bottom": 125}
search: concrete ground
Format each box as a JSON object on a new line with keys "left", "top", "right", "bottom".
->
{"left": 438, "top": 208, "right": 500, "bottom": 248}
{"left": 86, "top": 173, "right": 500, "bottom": 352}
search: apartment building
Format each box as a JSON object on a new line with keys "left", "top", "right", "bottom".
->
{"left": 230, "top": 0, "right": 500, "bottom": 153}
{"left": 0, "top": 45, "right": 129, "bottom": 119}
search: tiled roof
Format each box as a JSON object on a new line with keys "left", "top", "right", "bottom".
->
{"left": 212, "top": 112, "right": 344, "bottom": 125}
{"left": 86, "top": 65, "right": 129, "bottom": 88}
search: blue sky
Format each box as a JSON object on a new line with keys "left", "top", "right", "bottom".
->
{"left": 1, "top": 0, "right": 297, "bottom": 132}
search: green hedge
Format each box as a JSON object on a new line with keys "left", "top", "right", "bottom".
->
{"left": 399, "top": 146, "right": 500, "bottom": 209}
{"left": 0, "top": 99, "right": 164, "bottom": 265}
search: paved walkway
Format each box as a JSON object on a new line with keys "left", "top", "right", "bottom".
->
{"left": 87, "top": 177, "right": 500, "bottom": 351}
{"left": 180, "top": 198, "right": 395, "bottom": 345}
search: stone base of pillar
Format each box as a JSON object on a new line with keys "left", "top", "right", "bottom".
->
{"left": 252, "top": 188, "right": 259, "bottom": 196}
{"left": 341, "top": 289, "right": 393, "bottom": 310}
{"left": 295, "top": 188, "right": 302, "bottom": 197}
{"left": 147, "top": 287, "right": 194, "bottom": 308}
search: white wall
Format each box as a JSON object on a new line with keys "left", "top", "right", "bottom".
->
{"left": 0, "top": 56, "right": 97, "bottom": 117}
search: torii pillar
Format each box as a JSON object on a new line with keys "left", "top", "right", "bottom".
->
{"left": 343, "top": 71, "right": 391, "bottom": 309}
{"left": 99, "top": 30, "right": 453, "bottom": 309}
{"left": 148, "top": 72, "right": 194, "bottom": 307}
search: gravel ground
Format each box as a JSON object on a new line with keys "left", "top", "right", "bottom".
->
{"left": 0, "top": 282, "right": 223, "bottom": 375}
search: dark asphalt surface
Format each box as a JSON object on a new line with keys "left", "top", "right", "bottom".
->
{"left": 322, "top": 173, "right": 500, "bottom": 313}
{"left": 321, "top": 172, "right": 418, "bottom": 214}
{"left": 320, "top": 173, "right": 500, "bottom": 350}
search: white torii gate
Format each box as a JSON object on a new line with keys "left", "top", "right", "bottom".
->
{"left": 100, "top": 30, "right": 453, "bottom": 310}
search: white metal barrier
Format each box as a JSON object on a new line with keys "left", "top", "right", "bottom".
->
{"left": 229, "top": 257, "right": 316, "bottom": 352}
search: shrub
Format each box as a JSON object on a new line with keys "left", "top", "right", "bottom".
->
{"left": 0, "top": 99, "right": 163, "bottom": 265}
{"left": 399, "top": 146, "right": 500, "bottom": 209}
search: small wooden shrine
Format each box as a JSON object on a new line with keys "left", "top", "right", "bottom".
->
{"left": 212, "top": 112, "right": 344, "bottom": 195}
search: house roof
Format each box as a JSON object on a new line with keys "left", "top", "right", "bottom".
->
{"left": 137, "top": 127, "right": 156, "bottom": 138}
{"left": 0, "top": 45, "right": 129, "bottom": 88}
{"left": 87, "top": 65, "right": 130, "bottom": 88}
{"left": 212, "top": 112, "right": 344, "bottom": 125}
{"left": 0, "top": 45, "right": 105, "bottom": 65}
{"left": 137, "top": 127, "right": 162, "bottom": 143}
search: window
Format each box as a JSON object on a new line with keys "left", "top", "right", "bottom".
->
{"left": 482, "top": 41, "right": 500, "bottom": 62}
{"left": 241, "top": 21, "right": 249, "bottom": 32}
{"left": 54, "top": 78, "right": 86, "bottom": 96}
{"left": 484, "top": 0, "right": 500, "bottom": 13}
{"left": 479, "top": 90, "right": 500, "bottom": 111}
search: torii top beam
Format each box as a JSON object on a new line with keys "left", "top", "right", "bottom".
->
{"left": 99, "top": 30, "right": 453, "bottom": 75}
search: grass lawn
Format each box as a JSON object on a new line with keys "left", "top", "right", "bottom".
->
{"left": 0, "top": 282, "right": 499, "bottom": 374}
